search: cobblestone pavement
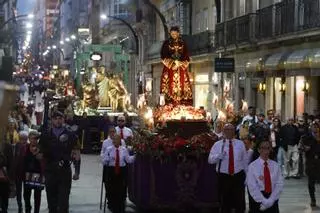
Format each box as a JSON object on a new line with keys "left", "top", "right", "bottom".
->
{"left": 7, "top": 154, "right": 320, "bottom": 212}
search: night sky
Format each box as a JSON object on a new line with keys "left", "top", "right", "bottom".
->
{"left": 17, "top": 0, "right": 36, "bottom": 15}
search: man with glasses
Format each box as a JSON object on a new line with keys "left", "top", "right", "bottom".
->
{"left": 208, "top": 123, "right": 247, "bottom": 213}
{"left": 115, "top": 115, "right": 133, "bottom": 142}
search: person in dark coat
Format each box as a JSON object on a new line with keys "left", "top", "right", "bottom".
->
{"left": 249, "top": 113, "right": 270, "bottom": 161}
{"left": 13, "top": 131, "right": 29, "bottom": 213}
{"left": 301, "top": 122, "right": 320, "bottom": 207}
{"left": 23, "top": 131, "right": 44, "bottom": 213}
{"left": 0, "top": 141, "right": 14, "bottom": 213}
{"left": 279, "top": 118, "right": 300, "bottom": 179}
{"left": 39, "top": 111, "right": 80, "bottom": 213}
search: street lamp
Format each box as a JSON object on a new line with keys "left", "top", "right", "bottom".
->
{"left": 60, "top": 40, "right": 64, "bottom": 45}
{"left": 90, "top": 52, "right": 102, "bottom": 61}
{"left": 26, "top": 23, "right": 33, "bottom": 29}
{"left": 28, "top": 14, "right": 34, "bottom": 19}
{"left": 100, "top": 14, "right": 107, "bottom": 20}
{"left": 71, "top": 35, "right": 76, "bottom": 40}
{"left": 47, "top": 46, "right": 51, "bottom": 50}
{"left": 65, "top": 37, "right": 70, "bottom": 42}
{"left": 52, "top": 45, "right": 57, "bottom": 49}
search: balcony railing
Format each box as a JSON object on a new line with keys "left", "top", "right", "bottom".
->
{"left": 256, "top": 0, "right": 320, "bottom": 40}
{"left": 215, "top": 13, "right": 256, "bottom": 48}
{"left": 183, "top": 30, "right": 214, "bottom": 56}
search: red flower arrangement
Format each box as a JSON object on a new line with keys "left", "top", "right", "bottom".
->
{"left": 132, "top": 129, "right": 218, "bottom": 160}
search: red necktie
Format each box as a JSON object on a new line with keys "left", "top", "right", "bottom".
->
{"left": 115, "top": 148, "right": 120, "bottom": 175}
{"left": 228, "top": 140, "right": 234, "bottom": 175}
{"left": 120, "top": 128, "right": 124, "bottom": 139}
{"left": 264, "top": 161, "right": 272, "bottom": 193}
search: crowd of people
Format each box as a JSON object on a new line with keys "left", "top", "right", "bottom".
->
{"left": 210, "top": 106, "right": 320, "bottom": 212}
{"left": 1, "top": 77, "right": 320, "bottom": 213}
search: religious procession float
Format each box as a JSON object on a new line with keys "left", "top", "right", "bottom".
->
{"left": 125, "top": 27, "right": 243, "bottom": 212}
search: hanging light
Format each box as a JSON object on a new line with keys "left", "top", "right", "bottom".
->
{"left": 258, "top": 82, "right": 266, "bottom": 93}
{"left": 302, "top": 81, "right": 310, "bottom": 93}
{"left": 279, "top": 82, "right": 286, "bottom": 92}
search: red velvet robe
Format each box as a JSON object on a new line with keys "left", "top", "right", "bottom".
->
{"left": 160, "top": 38, "right": 193, "bottom": 106}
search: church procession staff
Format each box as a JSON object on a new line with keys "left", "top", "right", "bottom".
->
{"left": 115, "top": 115, "right": 133, "bottom": 141}
{"left": 39, "top": 111, "right": 80, "bottom": 213}
{"left": 102, "top": 135, "right": 135, "bottom": 213}
{"left": 247, "top": 141, "right": 284, "bottom": 213}
{"left": 101, "top": 127, "right": 126, "bottom": 191}
{"left": 208, "top": 123, "right": 247, "bottom": 213}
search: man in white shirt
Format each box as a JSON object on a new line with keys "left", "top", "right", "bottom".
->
{"left": 241, "top": 106, "right": 258, "bottom": 126}
{"left": 208, "top": 123, "right": 247, "bottom": 213}
{"left": 115, "top": 115, "right": 133, "bottom": 141}
{"left": 247, "top": 141, "right": 284, "bottom": 213}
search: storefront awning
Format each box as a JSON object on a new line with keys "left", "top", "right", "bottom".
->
{"left": 283, "top": 49, "right": 311, "bottom": 70}
{"left": 307, "top": 48, "right": 320, "bottom": 69}
{"left": 264, "top": 52, "right": 289, "bottom": 71}
{"left": 245, "top": 58, "right": 263, "bottom": 72}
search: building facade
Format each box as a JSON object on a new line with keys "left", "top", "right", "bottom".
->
{"left": 216, "top": 0, "right": 320, "bottom": 119}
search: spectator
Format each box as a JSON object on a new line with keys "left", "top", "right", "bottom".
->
{"left": 13, "top": 131, "right": 29, "bottom": 213}
{"left": 301, "top": 122, "right": 320, "bottom": 207}
{"left": 6, "top": 120, "right": 19, "bottom": 145}
{"left": 23, "top": 131, "right": 44, "bottom": 213}
{"left": 270, "top": 118, "right": 282, "bottom": 161}
{"left": 280, "top": 118, "right": 300, "bottom": 179}
{"left": 0, "top": 139, "right": 14, "bottom": 213}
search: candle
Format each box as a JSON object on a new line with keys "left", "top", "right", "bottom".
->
{"left": 213, "top": 92, "right": 218, "bottom": 106}
{"left": 241, "top": 100, "right": 248, "bottom": 112}
{"left": 159, "top": 94, "right": 165, "bottom": 106}
{"left": 145, "top": 78, "right": 152, "bottom": 92}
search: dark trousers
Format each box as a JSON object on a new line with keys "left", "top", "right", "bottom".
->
{"left": 23, "top": 184, "right": 42, "bottom": 213}
{"left": 45, "top": 167, "right": 72, "bottom": 213}
{"left": 0, "top": 182, "right": 10, "bottom": 213}
{"left": 16, "top": 180, "right": 23, "bottom": 210}
{"left": 251, "top": 191, "right": 279, "bottom": 213}
{"left": 106, "top": 166, "right": 127, "bottom": 213}
{"left": 218, "top": 170, "right": 246, "bottom": 213}
{"left": 308, "top": 176, "right": 316, "bottom": 202}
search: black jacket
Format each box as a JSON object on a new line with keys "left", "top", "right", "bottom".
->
{"left": 0, "top": 143, "right": 14, "bottom": 181}
{"left": 280, "top": 124, "right": 300, "bottom": 147}
{"left": 39, "top": 126, "right": 78, "bottom": 170}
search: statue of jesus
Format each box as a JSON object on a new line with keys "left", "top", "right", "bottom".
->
{"left": 160, "top": 26, "right": 193, "bottom": 106}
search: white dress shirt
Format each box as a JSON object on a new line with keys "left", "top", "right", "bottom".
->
{"left": 102, "top": 145, "right": 135, "bottom": 166}
{"left": 115, "top": 126, "right": 133, "bottom": 140}
{"left": 241, "top": 115, "right": 258, "bottom": 126}
{"left": 247, "top": 148, "right": 254, "bottom": 165}
{"left": 247, "top": 158, "right": 284, "bottom": 203}
{"left": 100, "top": 137, "right": 126, "bottom": 159}
{"left": 208, "top": 139, "right": 248, "bottom": 175}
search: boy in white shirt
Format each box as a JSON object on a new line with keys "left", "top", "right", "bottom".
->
{"left": 102, "top": 135, "right": 135, "bottom": 213}
{"left": 247, "top": 141, "right": 284, "bottom": 213}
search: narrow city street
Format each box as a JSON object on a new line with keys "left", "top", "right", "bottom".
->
{"left": 6, "top": 154, "right": 320, "bottom": 213}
